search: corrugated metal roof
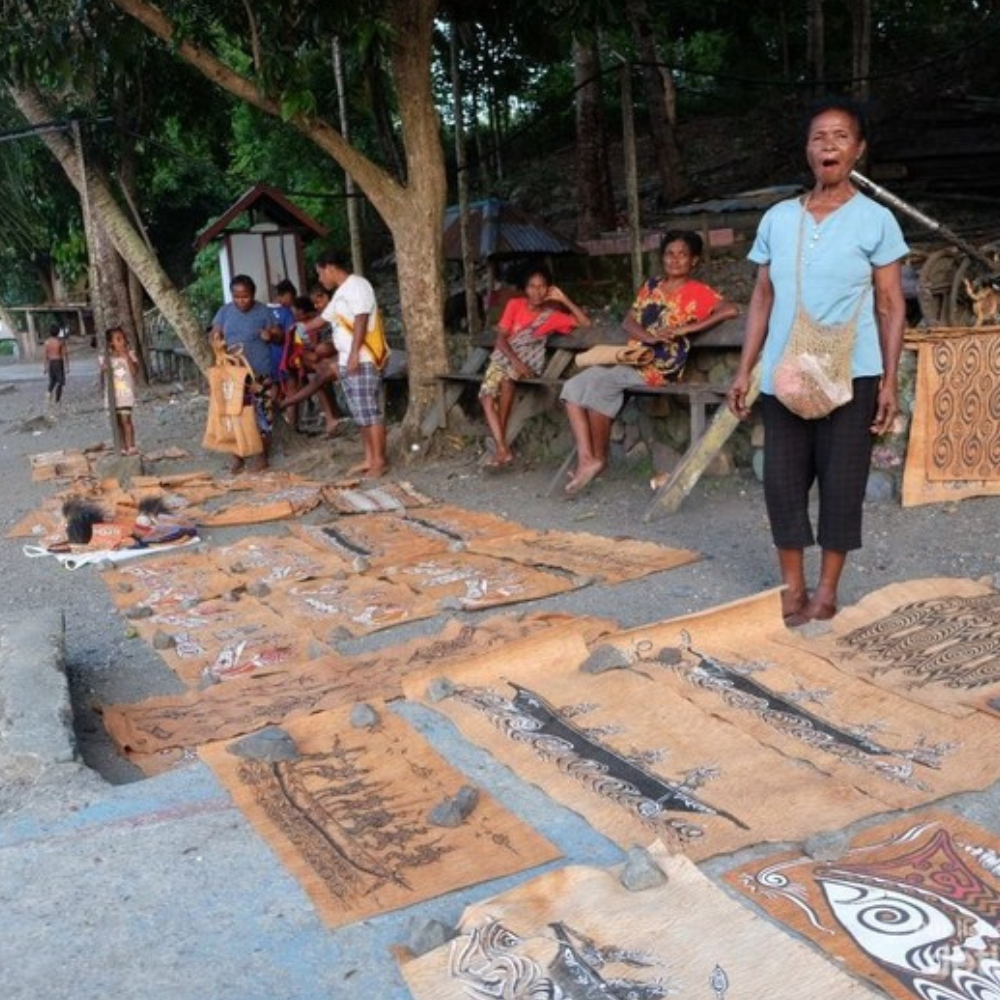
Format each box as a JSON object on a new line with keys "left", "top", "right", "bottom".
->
{"left": 442, "top": 198, "right": 582, "bottom": 261}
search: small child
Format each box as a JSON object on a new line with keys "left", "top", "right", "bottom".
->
{"left": 100, "top": 326, "right": 140, "bottom": 455}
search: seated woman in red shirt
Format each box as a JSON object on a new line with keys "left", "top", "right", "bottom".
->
{"left": 479, "top": 265, "right": 590, "bottom": 468}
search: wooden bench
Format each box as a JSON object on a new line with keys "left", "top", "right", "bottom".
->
{"left": 544, "top": 380, "right": 730, "bottom": 498}
{"left": 424, "top": 317, "right": 746, "bottom": 509}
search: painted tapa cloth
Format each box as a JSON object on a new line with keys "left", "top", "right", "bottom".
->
{"left": 598, "top": 588, "right": 1000, "bottom": 811}
{"left": 728, "top": 812, "right": 1000, "bottom": 1000}
{"left": 5, "top": 500, "right": 69, "bottom": 542}
{"left": 129, "top": 471, "right": 223, "bottom": 505}
{"left": 396, "top": 503, "right": 529, "bottom": 545}
{"left": 104, "top": 613, "right": 615, "bottom": 770}
{"left": 132, "top": 594, "right": 329, "bottom": 687}
{"left": 402, "top": 622, "right": 878, "bottom": 859}
{"left": 102, "top": 549, "right": 235, "bottom": 612}
{"left": 201, "top": 705, "right": 560, "bottom": 929}
{"left": 29, "top": 447, "right": 94, "bottom": 482}
{"left": 320, "top": 479, "right": 434, "bottom": 514}
{"left": 466, "top": 527, "right": 698, "bottom": 584}
{"left": 775, "top": 577, "right": 1000, "bottom": 718}
{"left": 289, "top": 514, "right": 456, "bottom": 570}
{"left": 401, "top": 842, "right": 883, "bottom": 1000}
{"left": 260, "top": 574, "right": 439, "bottom": 640}
{"left": 209, "top": 534, "right": 351, "bottom": 586}
{"left": 404, "top": 590, "right": 1000, "bottom": 858}
{"left": 195, "top": 482, "right": 324, "bottom": 526}
{"left": 380, "top": 550, "right": 581, "bottom": 610}
{"left": 902, "top": 335, "right": 1000, "bottom": 507}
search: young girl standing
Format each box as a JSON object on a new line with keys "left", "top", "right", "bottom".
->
{"left": 100, "top": 326, "right": 140, "bottom": 455}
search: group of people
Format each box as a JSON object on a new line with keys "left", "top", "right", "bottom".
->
{"left": 469, "top": 96, "right": 907, "bottom": 629}
{"left": 205, "top": 95, "right": 909, "bottom": 630}
{"left": 210, "top": 249, "right": 389, "bottom": 478}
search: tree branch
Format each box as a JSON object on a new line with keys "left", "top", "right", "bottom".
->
{"left": 239, "top": 0, "right": 262, "bottom": 76}
{"left": 106, "top": 0, "right": 404, "bottom": 220}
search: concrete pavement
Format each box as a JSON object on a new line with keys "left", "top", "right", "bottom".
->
{"left": 0, "top": 611, "right": 621, "bottom": 1000}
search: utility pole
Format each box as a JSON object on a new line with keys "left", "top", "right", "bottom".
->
{"left": 73, "top": 119, "right": 121, "bottom": 451}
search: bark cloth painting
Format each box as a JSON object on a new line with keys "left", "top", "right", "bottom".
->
{"left": 401, "top": 841, "right": 882, "bottom": 1000}
{"left": 104, "top": 613, "right": 613, "bottom": 769}
{"left": 777, "top": 577, "right": 1000, "bottom": 718}
{"left": 200, "top": 705, "right": 559, "bottom": 929}
{"left": 902, "top": 334, "right": 1000, "bottom": 506}
{"left": 404, "top": 587, "right": 1000, "bottom": 859}
{"left": 729, "top": 811, "right": 1000, "bottom": 1000}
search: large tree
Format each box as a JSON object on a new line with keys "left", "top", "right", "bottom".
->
{"left": 107, "top": 0, "right": 449, "bottom": 435}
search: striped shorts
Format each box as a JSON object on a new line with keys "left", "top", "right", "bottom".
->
{"left": 338, "top": 362, "right": 384, "bottom": 426}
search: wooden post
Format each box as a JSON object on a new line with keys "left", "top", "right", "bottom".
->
{"left": 620, "top": 61, "right": 643, "bottom": 291}
{"left": 643, "top": 362, "right": 761, "bottom": 519}
{"left": 450, "top": 22, "right": 480, "bottom": 338}
{"left": 334, "top": 38, "right": 364, "bottom": 276}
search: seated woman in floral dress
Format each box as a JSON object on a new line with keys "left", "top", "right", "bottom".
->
{"left": 560, "top": 230, "right": 738, "bottom": 494}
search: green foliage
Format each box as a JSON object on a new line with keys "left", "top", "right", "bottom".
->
{"left": 0, "top": 0, "right": 997, "bottom": 316}
{"left": 184, "top": 243, "right": 224, "bottom": 324}
{"left": 49, "top": 225, "right": 88, "bottom": 289}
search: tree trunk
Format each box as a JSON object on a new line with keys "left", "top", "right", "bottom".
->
{"left": 450, "top": 21, "right": 480, "bottom": 338}
{"left": 850, "top": 0, "right": 872, "bottom": 101}
{"left": 386, "top": 0, "right": 448, "bottom": 438}
{"left": 10, "top": 85, "right": 214, "bottom": 372}
{"left": 625, "top": 0, "right": 689, "bottom": 205}
{"left": 115, "top": 83, "right": 151, "bottom": 378}
{"left": 807, "top": 0, "right": 825, "bottom": 87}
{"left": 108, "top": 0, "right": 448, "bottom": 431}
{"left": 573, "top": 33, "right": 616, "bottom": 240}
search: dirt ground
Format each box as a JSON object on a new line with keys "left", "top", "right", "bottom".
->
{"left": 2, "top": 339, "right": 999, "bottom": 786}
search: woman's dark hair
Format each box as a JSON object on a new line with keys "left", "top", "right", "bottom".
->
{"left": 804, "top": 96, "right": 868, "bottom": 141}
{"left": 105, "top": 325, "right": 126, "bottom": 340}
{"left": 659, "top": 230, "right": 703, "bottom": 257}
{"left": 230, "top": 273, "right": 256, "bottom": 295}
{"left": 315, "top": 248, "right": 352, "bottom": 271}
{"left": 519, "top": 264, "right": 553, "bottom": 290}
{"left": 293, "top": 295, "right": 314, "bottom": 313}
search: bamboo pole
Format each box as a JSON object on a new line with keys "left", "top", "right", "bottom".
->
{"left": 643, "top": 362, "right": 761, "bottom": 519}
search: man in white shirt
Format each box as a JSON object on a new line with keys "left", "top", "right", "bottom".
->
{"left": 314, "top": 249, "right": 389, "bottom": 478}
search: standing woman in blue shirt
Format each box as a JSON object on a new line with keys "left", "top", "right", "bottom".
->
{"left": 728, "top": 97, "right": 908, "bottom": 626}
{"left": 210, "top": 274, "right": 277, "bottom": 473}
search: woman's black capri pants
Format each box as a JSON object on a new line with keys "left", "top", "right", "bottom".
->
{"left": 761, "top": 376, "right": 880, "bottom": 553}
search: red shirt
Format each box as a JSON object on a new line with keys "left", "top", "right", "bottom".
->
{"left": 498, "top": 297, "right": 578, "bottom": 339}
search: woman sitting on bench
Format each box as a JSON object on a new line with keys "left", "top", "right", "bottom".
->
{"left": 560, "top": 230, "right": 737, "bottom": 495}
{"left": 479, "top": 265, "right": 591, "bottom": 469}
